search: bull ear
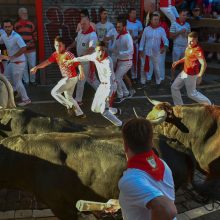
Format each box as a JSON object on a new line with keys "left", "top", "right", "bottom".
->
{"left": 133, "top": 108, "right": 140, "bottom": 118}
{"left": 147, "top": 110, "right": 167, "bottom": 125}
{"left": 144, "top": 91, "right": 161, "bottom": 106}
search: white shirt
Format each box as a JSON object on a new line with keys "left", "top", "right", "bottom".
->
{"left": 114, "top": 32, "right": 134, "bottom": 60}
{"left": 96, "top": 21, "right": 114, "bottom": 41}
{"left": 74, "top": 52, "right": 115, "bottom": 85}
{"left": 118, "top": 161, "right": 175, "bottom": 220}
{"left": 126, "top": 19, "right": 143, "bottom": 44}
{"left": 75, "top": 30, "right": 98, "bottom": 56}
{"left": 139, "top": 26, "right": 169, "bottom": 56}
{"left": 170, "top": 21, "right": 191, "bottom": 47}
{"left": 0, "top": 30, "right": 26, "bottom": 62}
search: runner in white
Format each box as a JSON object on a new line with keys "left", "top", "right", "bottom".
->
{"left": 65, "top": 41, "right": 122, "bottom": 127}
{"left": 0, "top": 19, "right": 31, "bottom": 106}
{"left": 159, "top": 0, "right": 179, "bottom": 23}
{"left": 139, "top": 13, "right": 169, "bottom": 86}
{"left": 126, "top": 8, "right": 143, "bottom": 81}
{"left": 73, "top": 17, "right": 100, "bottom": 105}
{"left": 170, "top": 9, "right": 191, "bottom": 82}
{"left": 114, "top": 19, "right": 133, "bottom": 102}
{"left": 31, "top": 36, "right": 85, "bottom": 117}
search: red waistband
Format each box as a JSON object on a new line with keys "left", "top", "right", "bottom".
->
{"left": 11, "top": 61, "right": 25, "bottom": 64}
{"left": 118, "top": 59, "right": 133, "bottom": 62}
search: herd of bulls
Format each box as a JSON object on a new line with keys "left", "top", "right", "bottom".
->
{"left": 0, "top": 73, "right": 220, "bottom": 220}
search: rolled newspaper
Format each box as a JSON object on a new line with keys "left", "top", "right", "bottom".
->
{"left": 76, "top": 199, "right": 120, "bottom": 212}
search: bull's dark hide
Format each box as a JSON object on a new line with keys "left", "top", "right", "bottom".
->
{"left": 0, "top": 108, "right": 84, "bottom": 136}
{"left": 0, "top": 131, "right": 193, "bottom": 219}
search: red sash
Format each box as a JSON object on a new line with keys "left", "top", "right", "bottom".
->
{"left": 144, "top": 55, "right": 150, "bottom": 72}
{"left": 127, "top": 150, "right": 165, "bottom": 181}
{"left": 0, "top": 63, "right": 4, "bottom": 73}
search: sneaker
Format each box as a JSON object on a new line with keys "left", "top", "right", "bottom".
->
{"left": 114, "top": 97, "right": 125, "bottom": 104}
{"left": 17, "top": 99, "right": 31, "bottom": 106}
{"left": 77, "top": 101, "right": 83, "bottom": 106}
{"left": 129, "top": 89, "right": 136, "bottom": 97}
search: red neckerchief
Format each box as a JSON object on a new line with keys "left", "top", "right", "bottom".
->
{"left": 82, "top": 26, "right": 94, "bottom": 35}
{"left": 149, "top": 24, "right": 160, "bottom": 29}
{"left": 19, "top": 19, "right": 28, "bottom": 27}
{"left": 176, "top": 18, "right": 185, "bottom": 26}
{"left": 96, "top": 52, "right": 108, "bottom": 63}
{"left": 127, "top": 150, "right": 165, "bottom": 181}
{"left": 116, "top": 27, "right": 128, "bottom": 39}
{"left": 128, "top": 18, "right": 136, "bottom": 23}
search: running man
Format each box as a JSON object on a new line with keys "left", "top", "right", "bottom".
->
{"left": 65, "top": 41, "right": 122, "bottom": 127}
{"left": 31, "top": 36, "right": 85, "bottom": 117}
{"left": 171, "top": 32, "right": 211, "bottom": 105}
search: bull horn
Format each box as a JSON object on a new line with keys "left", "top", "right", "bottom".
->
{"left": 133, "top": 108, "right": 140, "bottom": 118}
{"left": 144, "top": 91, "right": 161, "bottom": 106}
{"left": 147, "top": 110, "right": 167, "bottom": 125}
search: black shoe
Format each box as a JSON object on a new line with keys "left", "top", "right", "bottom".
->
{"left": 67, "top": 107, "right": 75, "bottom": 116}
{"left": 114, "top": 97, "right": 125, "bottom": 104}
{"left": 76, "top": 114, "right": 86, "bottom": 119}
{"left": 117, "top": 108, "right": 122, "bottom": 115}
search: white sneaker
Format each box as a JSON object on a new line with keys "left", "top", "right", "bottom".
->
{"left": 17, "top": 99, "right": 31, "bottom": 106}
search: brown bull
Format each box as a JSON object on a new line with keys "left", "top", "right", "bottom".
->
{"left": 145, "top": 98, "right": 220, "bottom": 199}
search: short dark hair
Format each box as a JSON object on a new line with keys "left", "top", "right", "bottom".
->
{"left": 99, "top": 7, "right": 107, "bottom": 15}
{"left": 54, "top": 36, "right": 66, "bottom": 45}
{"left": 96, "top": 41, "right": 106, "bottom": 47}
{"left": 128, "top": 8, "right": 136, "bottom": 13}
{"left": 122, "top": 118, "right": 153, "bottom": 154}
{"left": 3, "top": 19, "right": 13, "bottom": 26}
{"left": 178, "top": 9, "right": 188, "bottom": 14}
{"left": 150, "top": 13, "right": 159, "bottom": 21}
{"left": 188, "top": 31, "right": 198, "bottom": 39}
{"left": 80, "top": 9, "right": 89, "bottom": 17}
{"left": 116, "top": 17, "right": 127, "bottom": 26}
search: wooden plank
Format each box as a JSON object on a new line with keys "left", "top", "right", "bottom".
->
{"left": 188, "top": 18, "right": 220, "bottom": 28}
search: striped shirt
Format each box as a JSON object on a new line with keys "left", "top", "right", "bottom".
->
{"left": 14, "top": 20, "right": 37, "bottom": 53}
{"left": 170, "top": 21, "right": 191, "bottom": 47}
{"left": 48, "top": 51, "right": 80, "bottom": 78}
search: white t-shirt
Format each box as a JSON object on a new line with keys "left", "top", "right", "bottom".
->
{"left": 118, "top": 161, "right": 175, "bottom": 220}
{"left": 75, "top": 30, "right": 98, "bottom": 56}
{"left": 96, "top": 21, "right": 114, "bottom": 41}
{"left": 139, "top": 26, "right": 169, "bottom": 56}
{"left": 0, "top": 30, "right": 26, "bottom": 62}
{"left": 114, "top": 33, "right": 134, "bottom": 60}
{"left": 74, "top": 52, "right": 116, "bottom": 85}
{"left": 126, "top": 19, "right": 143, "bottom": 44}
{"left": 170, "top": 21, "right": 191, "bottom": 47}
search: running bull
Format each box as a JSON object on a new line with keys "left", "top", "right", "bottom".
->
{"left": 145, "top": 97, "right": 220, "bottom": 200}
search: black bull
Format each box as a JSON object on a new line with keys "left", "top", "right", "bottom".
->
{"left": 0, "top": 131, "right": 192, "bottom": 220}
{"left": 146, "top": 101, "right": 220, "bottom": 200}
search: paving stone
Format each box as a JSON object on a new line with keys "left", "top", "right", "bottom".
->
{"left": 0, "top": 210, "right": 15, "bottom": 219}
{"left": 177, "top": 213, "right": 190, "bottom": 220}
{"left": 33, "top": 209, "right": 54, "bottom": 218}
{"left": 15, "top": 210, "right": 33, "bottom": 219}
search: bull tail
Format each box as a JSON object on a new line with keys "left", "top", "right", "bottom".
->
{"left": 0, "top": 74, "right": 16, "bottom": 108}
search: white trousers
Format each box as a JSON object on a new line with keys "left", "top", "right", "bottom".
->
{"left": 141, "top": 54, "right": 161, "bottom": 84}
{"left": 92, "top": 82, "right": 122, "bottom": 126}
{"left": 172, "top": 45, "right": 186, "bottom": 62}
{"left": 23, "top": 51, "right": 36, "bottom": 83}
{"left": 115, "top": 60, "right": 132, "bottom": 98}
{"left": 160, "top": 6, "right": 178, "bottom": 23}
{"left": 5, "top": 62, "right": 29, "bottom": 101}
{"left": 171, "top": 71, "right": 211, "bottom": 105}
{"left": 51, "top": 76, "right": 83, "bottom": 116}
{"left": 75, "top": 62, "right": 99, "bottom": 102}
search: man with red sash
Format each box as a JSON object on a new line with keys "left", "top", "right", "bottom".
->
{"left": 114, "top": 19, "right": 133, "bottom": 103}
{"left": 66, "top": 41, "right": 122, "bottom": 126}
{"left": 159, "top": 0, "right": 179, "bottom": 23}
{"left": 139, "top": 13, "right": 169, "bottom": 86}
{"left": 171, "top": 32, "right": 211, "bottom": 105}
{"left": 68, "top": 17, "right": 100, "bottom": 105}
{"left": 126, "top": 8, "right": 143, "bottom": 83}
{"left": 170, "top": 9, "right": 191, "bottom": 82}
{"left": 119, "top": 118, "right": 177, "bottom": 220}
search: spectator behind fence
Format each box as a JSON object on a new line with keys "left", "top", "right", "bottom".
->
{"left": 14, "top": 7, "right": 37, "bottom": 86}
{"left": 119, "top": 118, "right": 177, "bottom": 220}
